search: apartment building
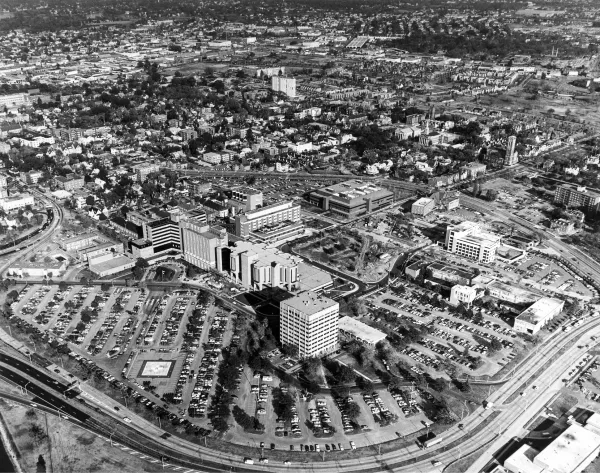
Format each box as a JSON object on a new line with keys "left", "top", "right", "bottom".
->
{"left": 554, "top": 185, "right": 600, "bottom": 212}
{"left": 132, "top": 163, "right": 160, "bottom": 182}
{"left": 271, "top": 76, "right": 297, "bottom": 97}
{"left": 280, "top": 291, "right": 339, "bottom": 359}
{"left": 227, "top": 186, "right": 263, "bottom": 211}
{"left": 445, "top": 221, "right": 501, "bottom": 263}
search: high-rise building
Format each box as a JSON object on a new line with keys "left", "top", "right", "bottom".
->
{"left": 280, "top": 291, "right": 339, "bottom": 359}
{"left": 0, "top": 173, "right": 7, "bottom": 198}
{"left": 504, "top": 135, "right": 518, "bottom": 166}
{"left": 227, "top": 241, "right": 300, "bottom": 291}
{"left": 271, "top": 76, "right": 297, "bottom": 97}
{"left": 445, "top": 221, "right": 501, "bottom": 263}
{"left": 180, "top": 219, "right": 227, "bottom": 271}
{"left": 554, "top": 185, "right": 600, "bottom": 212}
{"left": 143, "top": 215, "right": 181, "bottom": 255}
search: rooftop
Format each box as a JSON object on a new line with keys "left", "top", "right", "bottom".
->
{"left": 314, "top": 179, "right": 393, "bottom": 203}
{"left": 282, "top": 291, "right": 338, "bottom": 316}
{"left": 535, "top": 422, "right": 600, "bottom": 473}
{"left": 517, "top": 297, "right": 564, "bottom": 325}
{"left": 339, "top": 316, "right": 387, "bottom": 345}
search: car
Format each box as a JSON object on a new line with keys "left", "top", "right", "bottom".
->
{"left": 243, "top": 458, "right": 254, "bottom": 465}
{"left": 270, "top": 443, "right": 275, "bottom": 450}
{"left": 325, "top": 444, "right": 331, "bottom": 452}
{"left": 260, "top": 442, "right": 265, "bottom": 448}
{"left": 259, "top": 458, "right": 268, "bottom": 464}
{"left": 338, "top": 443, "right": 344, "bottom": 451}
{"left": 283, "top": 460, "right": 290, "bottom": 466}
{"left": 290, "top": 445, "right": 294, "bottom": 451}
{"left": 315, "top": 444, "right": 320, "bottom": 452}
{"left": 532, "top": 385, "right": 538, "bottom": 391}
{"left": 350, "top": 441, "right": 356, "bottom": 450}
{"left": 432, "top": 460, "right": 442, "bottom": 467}
{"left": 331, "top": 444, "right": 336, "bottom": 451}
{"left": 123, "top": 417, "right": 132, "bottom": 423}
{"left": 309, "top": 445, "right": 314, "bottom": 452}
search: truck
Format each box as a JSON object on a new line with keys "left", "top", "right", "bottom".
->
{"left": 423, "top": 436, "right": 443, "bottom": 449}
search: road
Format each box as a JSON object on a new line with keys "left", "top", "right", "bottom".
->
{"left": 1, "top": 307, "right": 599, "bottom": 473}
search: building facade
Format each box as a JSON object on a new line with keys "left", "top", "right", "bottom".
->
{"left": 554, "top": 185, "right": 600, "bottom": 212}
{"left": 280, "top": 291, "right": 339, "bottom": 359}
{"left": 234, "top": 200, "right": 302, "bottom": 241}
{"left": 271, "top": 76, "right": 297, "bottom": 97}
{"left": 445, "top": 221, "right": 500, "bottom": 263}
{"left": 411, "top": 197, "right": 435, "bottom": 216}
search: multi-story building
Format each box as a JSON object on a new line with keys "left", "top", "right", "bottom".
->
{"left": 280, "top": 291, "right": 339, "bottom": 359}
{"left": 227, "top": 186, "right": 263, "bottom": 211}
{"left": 449, "top": 285, "right": 480, "bottom": 306}
{"left": 309, "top": 180, "right": 393, "bottom": 219}
{"left": 55, "top": 173, "right": 84, "bottom": 191}
{"left": 180, "top": 129, "right": 198, "bottom": 141}
{"left": 227, "top": 241, "right": 300, "bottom": 291}
{"left": 554, "top": 185, "right": 600, "bottom": 212}
{"left": 0, "top": 173, "right": 7, "bottom": 198}
{"left": 445, "top": 221, "right": 501, "bottom": 263}
{"left": 21, "top": 170, "right": 43, "bottom": 185}
{"left": 132, "top": 163, "right": 160, "bottom": 182}
{"left": 0, "top": 194, "right": 34, "bottom": 212}
{"left": 142, "top": 215, "right": 181, "bottom": 255}
{"left": 235, "top": 201, "right": 303, "bottom": 241}
{"left": 271, "top": 76, "right": 297, "bottom": 98}
{"left": 505, "top": 135, "right": 518, "bottom": 166}
{"left": 0, "top": 93, "right": 29, "bottom": 109}
{"left": 460, "top": 162, "right": 487, "bottom": 179}
{"left": 180, "top": 219, "right": 228, "bottom": 271}
{"left": 411, "top": 197, "right": 435, "bottom": 216}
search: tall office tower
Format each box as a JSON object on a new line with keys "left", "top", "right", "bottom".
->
{"left": 505, "top": 135, "right": 518, "bottom": 166}
{"left": 280, "top": 291, "right": 339, "bottom": 359}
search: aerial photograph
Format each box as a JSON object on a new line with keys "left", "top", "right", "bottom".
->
{"left": 1, "top": 0, "right": 600, "bottom": 471}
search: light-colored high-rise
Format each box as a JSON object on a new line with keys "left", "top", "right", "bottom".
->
{"left": 280, "top": 292, "right": 339, "bottom": 359}
{"left": 505, "top": 135, "right": 518, "bottom": 166}
{"left": 271, "top": 76, "right": 297, "bottom": 97}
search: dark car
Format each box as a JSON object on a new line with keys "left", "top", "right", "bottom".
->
{"left": 270, "top": 443, "right": 275, "bottom": 450}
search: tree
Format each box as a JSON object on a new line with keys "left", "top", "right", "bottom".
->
{"left": 345, "top": 402, "right": 361, "bottom": 420}
{"left": 281, "top": 344, "right": 299, "bottom": 358}
{"left": 7, "top": 290, "right": 19, "bottom": 303}
{"left": 58, "top": 281, "right": 68, "bottom": 292}
{"left": 133, "top": 258, "right": 149, "bottom": 279}
{"left": 36, "top": 455, "right": 46, "bottom": 473}
{"left": 100, "top": 282, "right": 110, "bottom": 292}
{"left": 211, "top": 416, "right": 229, "bottom": 432}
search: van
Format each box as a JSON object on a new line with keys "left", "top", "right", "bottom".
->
{"left": 243, "top": 458, "right": 254, "bottom": 465}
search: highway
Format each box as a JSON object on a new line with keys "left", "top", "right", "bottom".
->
{"left": 1, "top": 308, "right": 599, "bottom": 473}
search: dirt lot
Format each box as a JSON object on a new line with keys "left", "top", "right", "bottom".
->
{"left": 0, "top": 397, "right": 162, "bottom": 473}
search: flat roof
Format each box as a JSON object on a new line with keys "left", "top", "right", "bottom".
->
{"left": 535, "top": 423, "right": 600, "bottom": 472}
{"left": 517, "top": 297, "right": 564, "bottom": 325}
{"left": 297, "top": 262, "right": 333, "bottom": 292}
{"left": 314, "top": 179, "right": 393, "bottom": 203}
{"left": 243, "top": 200, "right": 297, "bottom": 221}
{"left": 413, "top": 197, "right": 434, "bottom": 206}
{"left": 339, "top": 316, "right": 386, "bottom": 344}
{"left": 429, "top": 261, "right": 474, "bottom": 280}
{"left": 282, "top": 291, "right": 337, "bottom": 316}
{"left": 89, "top": 254, "right": 134, "bottom": 273}
{"left": 488, "top": 280, "right": 540, "bottom": 299}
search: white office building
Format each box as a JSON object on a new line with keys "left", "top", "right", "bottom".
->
{"left": 280, "top": 291, "right": 339, "bottom": 359}
{"left": 445, "top": 221, "right": 501, "bottom": 263}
